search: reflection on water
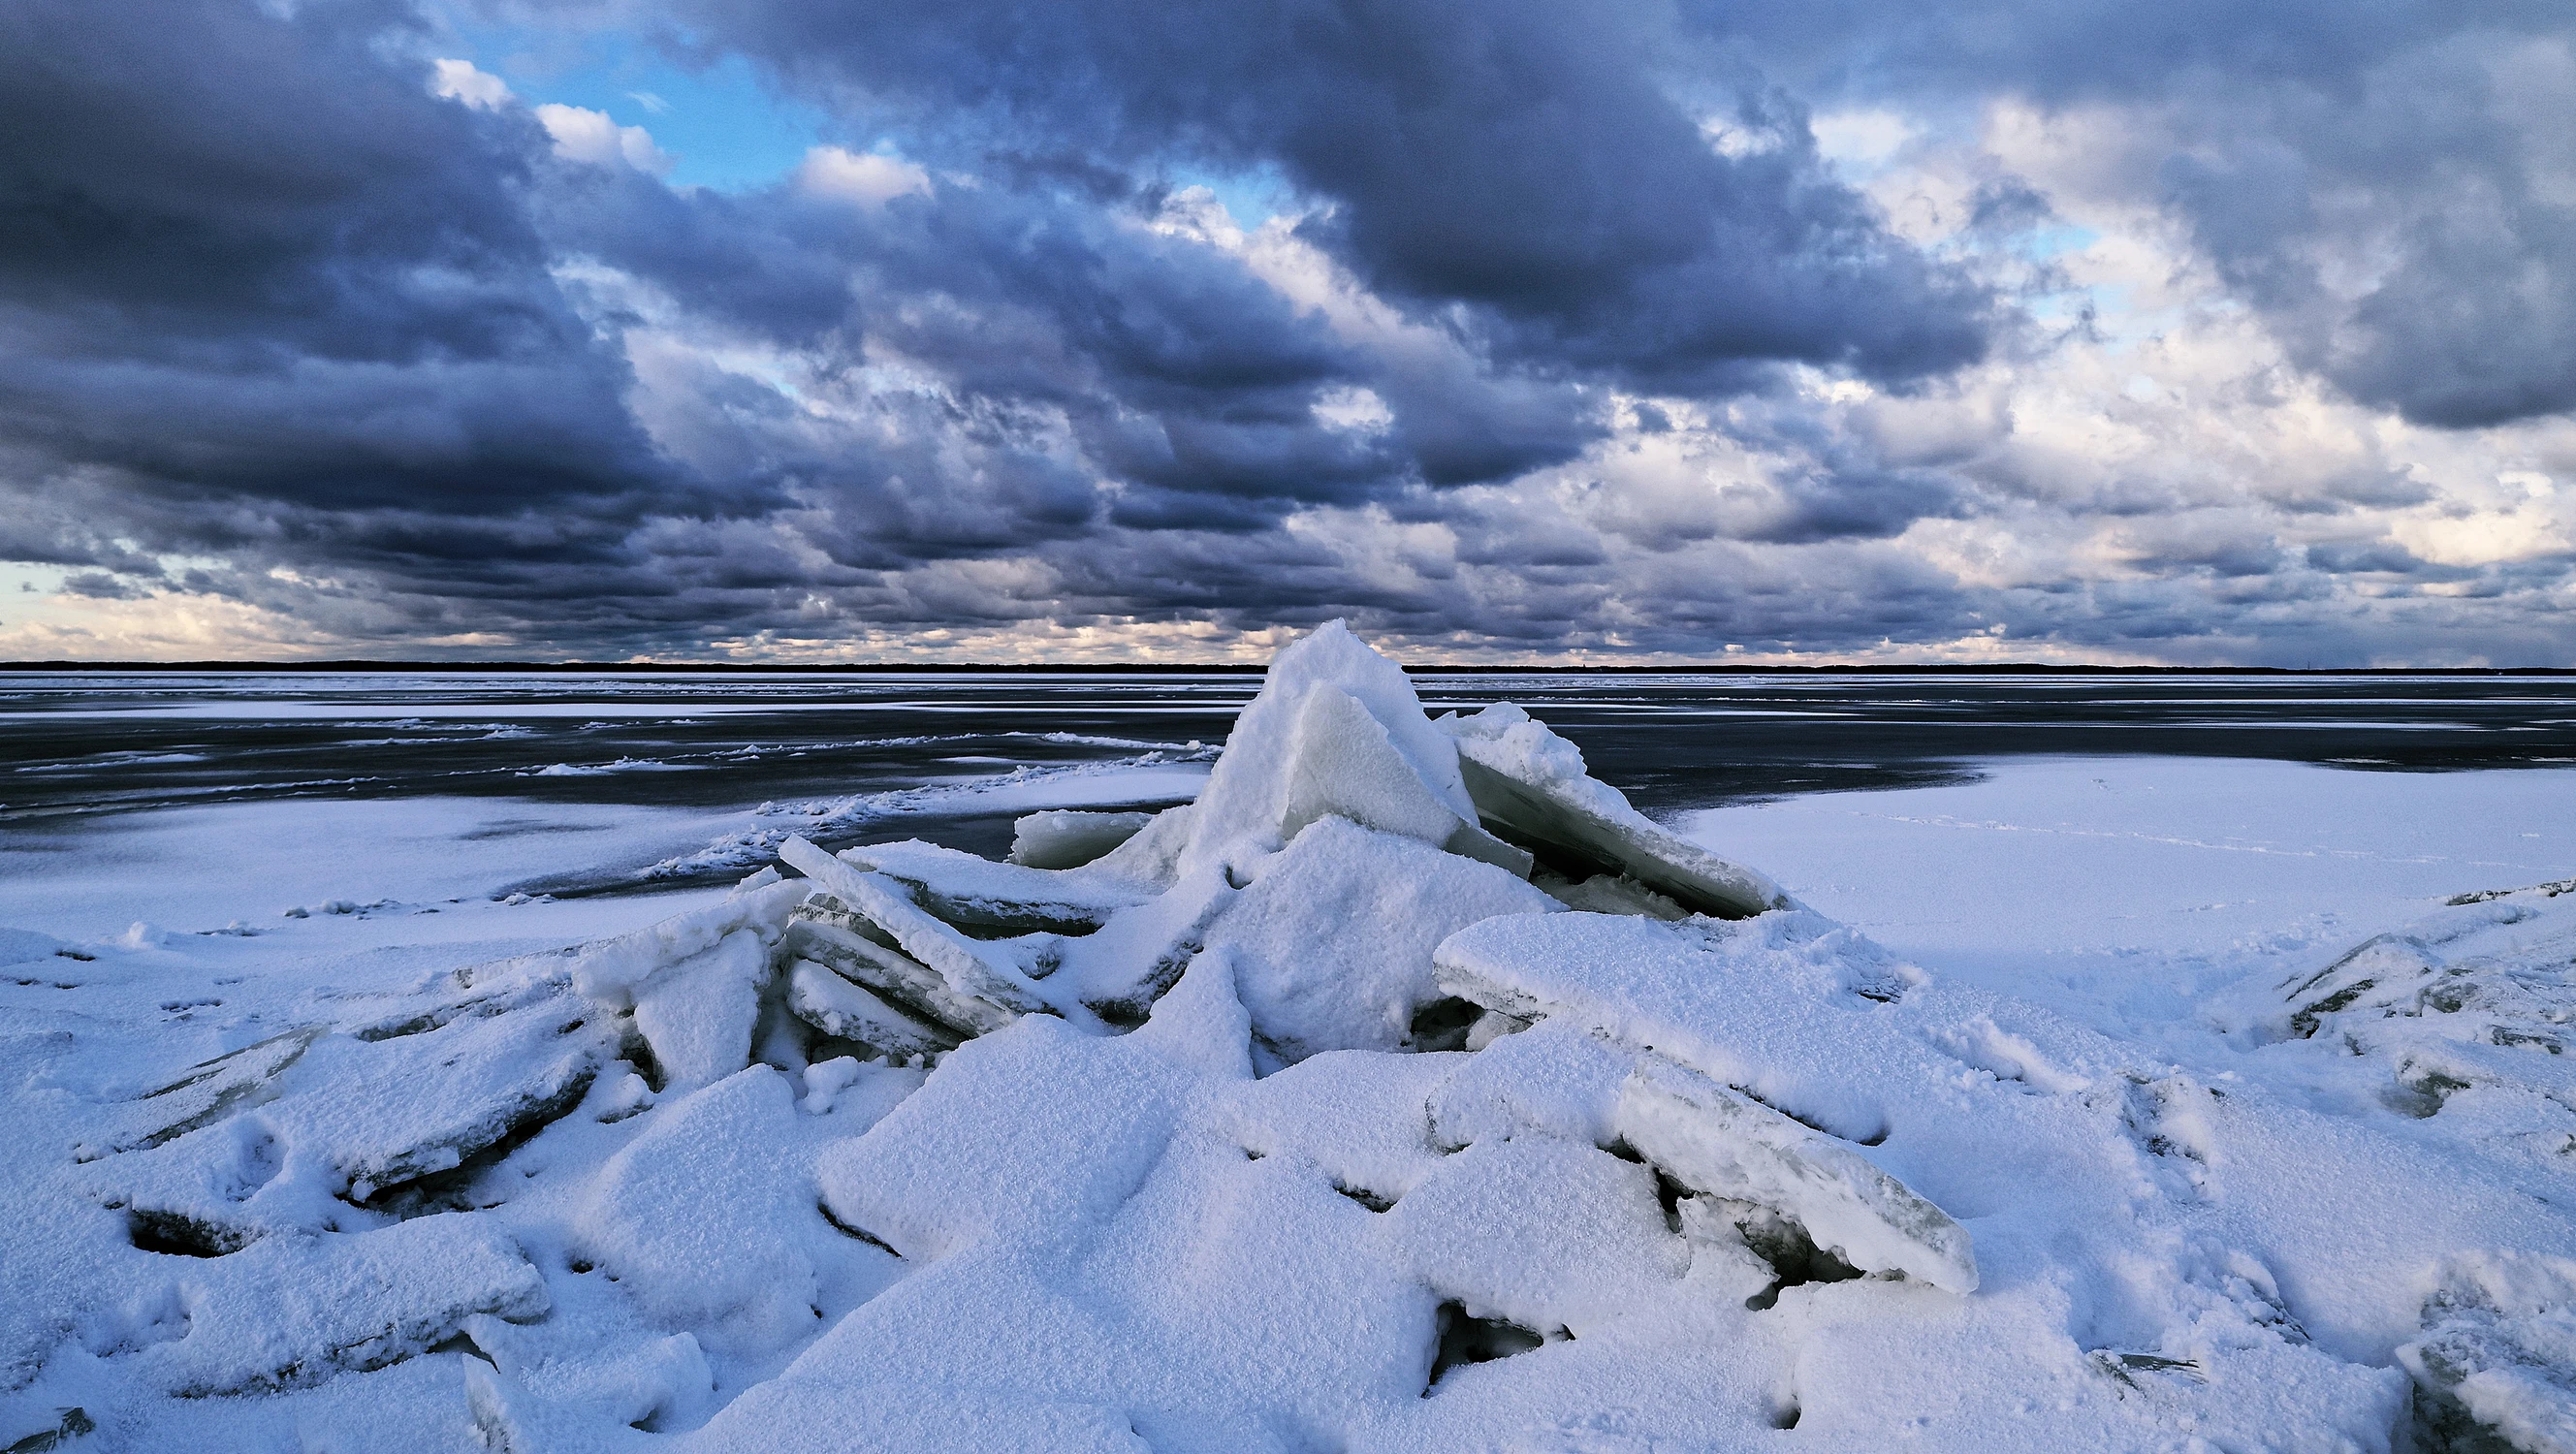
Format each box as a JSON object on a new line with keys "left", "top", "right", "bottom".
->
{"left": 5, "top": 671, "right": 2574, "bottom": 829}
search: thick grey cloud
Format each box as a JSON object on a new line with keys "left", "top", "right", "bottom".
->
{"left": 1699, "top": 0, "right": 2576, "bottom": 428}
{"left": 672, "top": 0, "right": 1993, "bottom": 392}
{"left": 0, "top": 0, "right": 2567, "bottom": 664}
{"left": 0, "top": 0, "right": 673, "bottom": 524}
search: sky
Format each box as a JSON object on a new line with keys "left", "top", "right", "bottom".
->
{"left": 1, "top": 0, "right": 2572, "bottom": 665}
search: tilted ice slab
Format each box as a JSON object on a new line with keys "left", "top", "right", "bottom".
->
{"left": 1433, "top": 913, "right": 1975, "bottom": 1291}
{"left": 1439, "top": 703, "right": 1786, "bottom": 919}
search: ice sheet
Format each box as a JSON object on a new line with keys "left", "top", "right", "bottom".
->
{"left": 5, "top": 642, "right": 2573, "bottom": 1453}
{"left": 1676, "top": 755, "right": 2576, "bottom": 1049}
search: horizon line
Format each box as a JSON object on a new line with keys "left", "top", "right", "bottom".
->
{"left": 5, "top": 659, "right": 2574, "bottom": 676}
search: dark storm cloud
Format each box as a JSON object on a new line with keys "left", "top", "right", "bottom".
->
{"left": 544, "top": 160, "right": 1595, "bottom": 517}
{"left": 664, "top": 0, "right": 1994, "bottom": 391}
{"left": 1697, "top": 0, "right": 2576, "bottom": 428}
{"left": 2, "top": 0, "right": 2567, "bottom": 663}
{"left": 0, "top": 0, "right": 672, "bottom": 521}
{"left": 2158, "top": 47, "right": 2576, "bottom": 429}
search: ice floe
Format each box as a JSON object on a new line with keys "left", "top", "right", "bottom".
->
{"left": 2, "top": 622, "right": 2572, "bottom": 1450}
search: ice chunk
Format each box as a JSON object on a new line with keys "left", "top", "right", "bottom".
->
{"left": 631, "top": 927, "right": 773, "bottom": 1089}
{"left": 1075, "top": 802, "right": 1198, "bottom": 890}
{"left": 1415, "top": 1012, "right": 1975, "bottom": 1293}
{"left": 141, "top": 1215, "right": 546, "bottom": 1395}
{"left": 2260, "top": 896, "right": 2576, "bottom": 1131}
{"left": 1612, "top": 1054, "right": 1977, "bottom": 1293}
{"left": 91, "top": 980, "right": 620, "bottom": 1233}
{"left": 277, "top": 987, "right": 620, "bottom": 1204}
{"left": 1278, "top": 685, "right": 1533, "bottom": 875}
{"left": 104, "top": 1026, "right": 326, "bottom": 1154}
{"left": 1434, "top": 909, "right": 1909, "bottom": 1142}
{"left": 816, "top": 1015, "right": 1190, "bottom": 1262}
{"left": 847, "top": 838, "right": 1155, "bottom": 932}
{"left": 0, "top": 925, "right": 70, "bottom": 969}
{"left": 1209, "top": 1047, "right": 1461, "bottom": 1206}
{"left": 1125, "top": 948, "right": 1257, "bottom": 1082}
{"left": 1203, "top": 816, "right": 1561, "bottom": 1064}
{"left": 1010, "top": 809, "right": 1157, "bottom": 869}
{"left": 2273, "top": 897, "right": 2567, "bottom": 1039}
{"left": 2276, "top": 932, "right": 2445, "bottom": 1039}
{"left": 1426, "top": 1017, "right": 1635, "bottom": 1153}
{"left": 684, "top": 1382, "right": 1153, "bottom": 1454}
{"left": 779, "top": 836, "right": 1051, "bottom": 1018}
{"left": 786, "top": 959, "right": 960, "bottom": 1059}
{"left": 1431, "top": 912, "right": 1974, "bottom": 1292}
{"left": 1440, "top": 703, "right": 1784, "bottom": 919}
{"left": 569, "top": 877, "right": 810, "bottom": 1009}
{"left": 463, "top": 1317, "right": 714, "bottom": 1438}
{"left": 1386, "top": 1136, "right": 1687, "bottom": 1338}
{"left": 1179, "top": 620, "right": 1500, "bottom": 877}
{"left": 1537, "top": 870, "right": 1690, "bottom": 921}
{"left": 1058, "top": 865, "right": 1237, "bottom": 1023}
{"left": 785, "top": 916, "right": 1019, "bottom": 1039}
{"left": 574, "top": 1067, "right": 828, "bottom": 1353}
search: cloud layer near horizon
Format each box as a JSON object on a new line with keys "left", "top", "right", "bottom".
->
{"left": 1, "top": 0, "right": 2570, "bottom": 663}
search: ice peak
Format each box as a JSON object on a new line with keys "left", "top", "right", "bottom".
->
{"left": 1177, "top": 619, "right": 1484, "bottom": 878}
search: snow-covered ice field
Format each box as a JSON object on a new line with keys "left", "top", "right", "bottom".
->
{"left": 5, "top": 640, "right": 2575, "bottom": 1452}
{"left": 1686, "top": 758, "right": 2576, "bottom": 1057}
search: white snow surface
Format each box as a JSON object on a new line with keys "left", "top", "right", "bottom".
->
{"left": 2, "top": 630, "right": 2572, "bottom": 1451}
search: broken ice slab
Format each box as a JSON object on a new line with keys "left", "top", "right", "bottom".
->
{"left": 1431, "top": 912, "right": 1974, "bottom": 1292}
{"left": 568, "top": 877, "right": 811, "bottom": 1010}
{"left": 139, "top": 1214, "right": 547, "bottom": 1396}
{"left": 1199, "top": 815, "right": 1561, "bottom": 1063}
{"left": 1388, "top": 1135, "right": 1688, "bottom": 1342}
{"left": 1439, "top": 703, "right": 1783, "bottom": 920}
{"left": 1434, "top": 910, "right": 1909, "bottom": 1142}
{"left": 630, "top": 927, "right": 772, "bottom": 1090}
{"left": 2275, "top": 932, "right": 2447, "bottom": 1038}
{"left": 779, "top": 837, "right": 1052, "bottom": 1018}
{"left": 89, "top": 980, "right": 623, "bottom": 1236}
{"left": 1426, "top": 1017, "right": 1633, "bottom": 1154}
{"left": 2273, "top": 896, "right": 2574, "bottom": 1043}
{"left": 1275, "top": 683, "right": 1534, "bottom": 877}
{"left": 1615, "top": 1055, "right": 1977, "bottom": 1293}
{"left": 301, "top": 985, "right": 624, "bottom": 1203}
{"left": 2267, "top": 899, "right": 2576, "bottom": 1128}
{"left": 787, "top": 959, "right": 962, "bottom": 1059}
{"left": 1533, "top": 869, "right": 1690, "bottom": 921}
{"left": 101, "top": 1026, "right": 326, "bottom": 1154}
{"left": 1422, "top": 1017, "right": 1977, "bottom": 1294}
{"left": 1056, "top": 867, "right": 1238, "bottom": 1024}
{"left": 784, "top": 917, "right": 1020, "bottom": 1039}
{"left": 1070, "top": 803, "right": 1199, "bottom": 892}
{"left": 844, "top": 838, "right": 1157, "bottom": 933}
{"left": 1010, "top": 809, "right": 1156, "bottom": 869}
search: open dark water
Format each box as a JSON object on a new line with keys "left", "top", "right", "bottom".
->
{"left": 7, "top": 672, "right": 2575, "bottom": 836}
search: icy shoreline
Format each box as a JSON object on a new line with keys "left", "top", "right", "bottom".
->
{"left": 5, "top": 625, "right": 2575, "bottom": 1451}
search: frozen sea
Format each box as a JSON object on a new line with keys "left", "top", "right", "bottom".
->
{"left": 6, "top": 667, "right": 2574, "bottom": 930}
{"left": 7, "top": 664, "right": 2576, "bottom": 1451}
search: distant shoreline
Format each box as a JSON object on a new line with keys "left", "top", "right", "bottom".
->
{"left": 4, "top": 660, "right": 2572, "bottom": 677}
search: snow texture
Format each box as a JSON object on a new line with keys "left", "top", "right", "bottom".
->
{"left": 2, "top": 622, "right": 2572, "bottom": 1451}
